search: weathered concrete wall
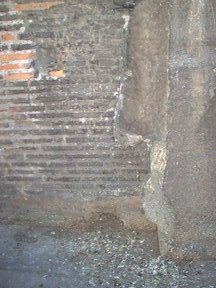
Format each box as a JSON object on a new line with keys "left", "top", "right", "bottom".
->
{"left": 116, "top": 0, "right": 169, "bottom": 141}
{"left": 161, "top": 0, "right": 216, "bottom": 259}
{"left": 116, "top": 0, "right": 174, "bottom": 250}
{"left": 128, "top": 0, "right": 216, "bottom": 259}
{"left": 117, "top": 0, "right": 172, "bottom": 241}
{"left": 0, "top": 0, "right": 152, "bottom": 229}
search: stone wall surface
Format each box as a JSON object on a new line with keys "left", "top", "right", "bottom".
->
{"left": 0, "top": 0, "right": 150, "bottom": 228}
{"left": 1, "top": 0, "right": 216, "bottom": 259}
{"left": 130, "top": 0, "right": 216, "bottom": 259}
{"left": 161, "top": 0, "right": 216, "bottom": 259}
{"left": 116, "top": 0, "right": 169, "bottom": 141}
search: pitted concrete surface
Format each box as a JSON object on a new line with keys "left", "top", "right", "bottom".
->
{"left": 0, "top": 224, "right": 215, "bottom": 288}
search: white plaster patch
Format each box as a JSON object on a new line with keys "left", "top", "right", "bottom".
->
{"left": 80, "top": 118, "right": 86, "bottom": 123}
{"left": 122, "top": 14, "right": 130, "bottom": 30}
{"left": 151, "top": 143, "right": 167, "bottom": 174}
{"left": 124, "top": 133, "right": 143, "bottom": 146}
{"left": 118, "top": 93, "right": 124, "bottom": 110}
{"left": 0, "top": 19, "right": 24, "bottom": 26}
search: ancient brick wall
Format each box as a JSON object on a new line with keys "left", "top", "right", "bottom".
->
{"left": 0, "top": 0, "right": 150, "bottom": 226}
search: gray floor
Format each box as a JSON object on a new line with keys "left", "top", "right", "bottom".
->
{"left": 0, "top": 224, "right": 215, "bottom": 288}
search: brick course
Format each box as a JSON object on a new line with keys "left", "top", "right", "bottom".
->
{"left": 0, "top": 1, "right": 64, "bottom": 82}
{"left": 2, "top": 33, "right": 14, "bottom": 41}
{"left": 4, "top": 72, "right": 34, "bottom": 81}
{"left": 0, "top": 0, "right": 149, "bottom": 221}
{"left": 0, "top": 52, "right": 34, "bottom": 62}
{"left": 12, "top": 1, "right": 64, "bottom": 12}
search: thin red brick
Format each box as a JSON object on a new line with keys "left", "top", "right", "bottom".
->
{"left": 4, "top": 72, "right": 34, "bottom": 81}
{"left": 0, "top": 53, "right": 34, "bottom": 62}
{"left": 48, "top": 69, "right": 65, "bottom": 78}
{"left": 2, "top": 33, "right": 14, "bottom": 42}
{"left": 0, "top": 63, "right": 20, "bottom": 71}
{"left": 13, "top": 1, "right": 64, "bottom": 11}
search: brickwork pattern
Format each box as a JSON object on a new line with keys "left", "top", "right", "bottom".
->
{"left": 0, "top": 0, "right": 64, "bottom": 81}
{"left": 0, "top": 0, "right": 149, "bottom": 201}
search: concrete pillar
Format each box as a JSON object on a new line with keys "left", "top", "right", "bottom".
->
{"left": 125, "top": 0, "right": 216, "bottom": 258}
{"left": 160, "top": 0, "right": 216, "bottom": 259}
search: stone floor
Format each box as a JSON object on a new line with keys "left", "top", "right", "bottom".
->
{"left": 0, "top": 224, "right": 215, "bottom": 288}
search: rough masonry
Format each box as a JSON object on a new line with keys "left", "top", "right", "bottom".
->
{"left": 1, "top": 0, "right": 216, "bottom": 260}
{"left": 122, "top": 0, "right": 216, "bottom": 259}
{"left": 0, "top": 0, "right": 151, "bottom": 229}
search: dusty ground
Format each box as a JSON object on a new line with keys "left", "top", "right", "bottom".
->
{"left": 0, "top": 224, "right": 215, "bottom": 288}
